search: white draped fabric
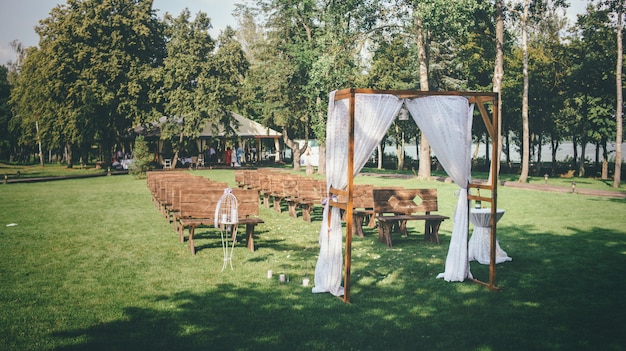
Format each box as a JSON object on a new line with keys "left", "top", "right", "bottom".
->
{"left": 313, "top": 92, "right": 476, "bottom": 296}
{"left": 405, "top": 97, "right": 475, "bottom": 282}
{"left": 312, "top": 92, "right": 403, "bottom": 296}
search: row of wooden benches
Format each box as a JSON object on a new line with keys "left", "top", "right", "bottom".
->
{"left": 234, "top": 169, "right": 327, "bottom": 222}
{"left": 147, "top": 171, "right": 264, "bottom": 254}
{"left": 234, "top": 169, "right": 449, "bottom": 246}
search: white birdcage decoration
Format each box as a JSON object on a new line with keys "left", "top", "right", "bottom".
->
{"left": 214, "top": 188, "right": 239, "bottom": 271}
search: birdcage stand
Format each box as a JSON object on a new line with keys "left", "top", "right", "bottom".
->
{"left": 215, "top": 189, "right": 239, "bottom": 272}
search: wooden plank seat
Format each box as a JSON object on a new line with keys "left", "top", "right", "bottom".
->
{"left": 373, "top": 188, "right": 449, "bottom": 247}
{"left": 177, "top": 188, "right": 264, "bottom": 254}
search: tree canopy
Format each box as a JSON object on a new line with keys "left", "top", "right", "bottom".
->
{"left": 1, "top": 0, "right": 624, "bottom": 184}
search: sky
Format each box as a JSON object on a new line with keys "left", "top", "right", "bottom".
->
{"left": 0, "top": 0, "right": 591, "bottom": 66}
{"left": 0, "top": 0, "right": 242, "bottom": 65}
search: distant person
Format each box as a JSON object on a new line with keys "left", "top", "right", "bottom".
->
{"left": 236, "top": 146, "right": 244, "bottom": 166}
{"left": 231, "top": 147, "right": 238, "bottom": 167}
{"left": 225, "top": 147, "right": 232, "bottom": 166}
{"left": 209, "top": 146, "right": 216, "bottom": 164}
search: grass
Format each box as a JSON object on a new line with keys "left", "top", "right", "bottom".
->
{"left": 0, "top": 167, "right": 625, "bottom": 350}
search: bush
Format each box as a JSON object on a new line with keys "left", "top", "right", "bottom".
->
{"left": 128, "top": 135, "right": 153, "bottom": 178}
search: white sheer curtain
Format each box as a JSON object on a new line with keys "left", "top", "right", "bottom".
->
{"left": 404, "top": 96, "right": 475, "bottom": 281}
{"left": 313, "top": 91, "right": 403, "bottom": 296}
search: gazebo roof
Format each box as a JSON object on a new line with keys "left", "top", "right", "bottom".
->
{"left": 198, "top": 112, "right": 281, "bottom": 139}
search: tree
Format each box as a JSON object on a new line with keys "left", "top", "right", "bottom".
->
{"left": 608, "top": 0, "right": 624, "bottom": 187}
{"left": 10, "top": 0, "right": 164, "bottom": 166}
{"left": 0, "top": 66, "right": 11, "bottom": 161}
{"left": 159, "top": 9, "right": 219, "bottom": 166}
{"left": 402, "top": 0, "right": 487, "bottom": 178}
{"left": 567, "top": 4, "right": 617, "bottom": 177}
{"left": 366, "top": 34, "right": 419, "bottom": 170}
{"left": 128, "top": 135, "right": 152, "bottom": 178}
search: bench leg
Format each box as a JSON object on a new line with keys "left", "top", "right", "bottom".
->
{"left": 287, "top": 200, "right": 297, "bottom": 218}
{"left": 246, "top": 224, "right": 256, "bottom": 251}
{"left": 425, "top": 220, "right": 442, "bottom": 244}
{"left": 273, "top": 197, "right": 282, "bottom": 213}
{"left": 263, "top": 193, "right": 270, "bottom": 208}
{"left": 179, "top": 223, "right": 185, "bottom": 243}
{"left": 378, "top": 222, "right": 393, "bottom": 247}
{"left": 352, "top": 214, "right": 366, "bottom": 238}
{"left": 398, "top": 220, "right": 408, "bottom": 236}
{"left": 367, "top": 213, "right": 377, "bottom": 228}
{"left": 189, "top": 225, "right": 196, "bottom": 255}
{"left": 301, "top": 204, "right": 312, "bottom": 222}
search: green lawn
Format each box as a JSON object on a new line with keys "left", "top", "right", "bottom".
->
{"left": 0, "top": 168, "right": 625, "bottom": 350}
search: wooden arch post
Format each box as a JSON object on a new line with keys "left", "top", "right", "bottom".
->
{"left": 328, "top": 88, "right": 500, "bottom": 303}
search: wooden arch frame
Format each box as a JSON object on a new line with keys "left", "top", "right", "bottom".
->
{"left": 328, "top": 88, "right": 500, "bottom": 303}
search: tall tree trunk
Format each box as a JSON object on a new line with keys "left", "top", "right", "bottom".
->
{"left": 579, "top": 143, "right": 587, "bottom": 177}
{"left": 551, "top": 138, "right": 558, "bottom": 176}
{"left": 536, "top": 134, "right": 543, "bottom": 175}
{"left": 316, "top": 97, "right": 326, "bottom": 175}
{"left": 415, "top": 14, "right": 431, "bottom": 179}
{"left": 377, "top": 143, "right": 383, "bottom": 169}
{"left": 65, "top": 142, "right": 73, "bottom": 168}
{"left": 396, "top": 125, "right": 405, "bottom": 170}
{"left": 572, "top": 135, "right": 578, "bottom": 169}
{"left": 318, "top": 144, "right": 326, "bottom": 175}
{"left": 519, "top": 0, "right": 531, "bottom": 182}
{"left": 602, "top": 142, "right": 609, "bottom": 179}
{"left": 35, "top": 120, "right": 44, "bottom": 167}
{"left": 282, "top": 128, "right": 302, "bottom": 171}
{"left": 172, "top": 132, "right": 184, "bottom": 168}
{"left": 615, "top": 4, "right": 623, "bottom": 187}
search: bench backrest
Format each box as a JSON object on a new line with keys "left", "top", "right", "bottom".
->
{"left": 179, "top": 188, "right": 259, "bottom": 219}
{"left": 231, "top": 188, "right": 260, "bottom": 217}
{"left": 258, "top": 170, "right": 273, "bottom": 192}
{"left": 373, "top": 188, "right": 439, "bottom": 215}
{"left": 173, "top": 181, "right": 228, "bottom": 212}
{"left": 297, "top": 179, "right": 326, "bottom": 202}
{"left": 282, "top": 175, "right": 300, "bottom": 198}
{"left": 179, "top": 190, "right": 225, "bottom": 219}
{"left": 235, "top": 170, "right": 246, "bottom": 188}
{"left": 270, "top": 173, "right": 286, "bottom": 195}
{"left": 243, "top": 170, "right": 260, "bottom": 190}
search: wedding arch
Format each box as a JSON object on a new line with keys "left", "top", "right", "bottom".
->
{"left": 312, "top": 88, "right": 501, "bottom": 303}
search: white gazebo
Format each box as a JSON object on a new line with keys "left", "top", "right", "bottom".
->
{"left": 197, "top": 112, "right": 283, "bottom": 163}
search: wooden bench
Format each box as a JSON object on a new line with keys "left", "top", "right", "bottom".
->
{"left": 257, "top": 169, "right": 274, "bottom": 208}
{"left": 294, "top": 179, "right": 326, "bottom": 222}
{"left": 373, "top": 188, "right": 449, "bottom": 247}
{"left": 177, "top": 188, "right": 264, "bottom": 254}
{"left": 169, "top": 181, "right": 228, "bottom": 232}
{"left": 282, "top": 175, "right": 301, "bottom": 218}
{"left": 269, "top": 174, "right": 286, "bottom": 212}
{"left": 234, "top": 169, "right": 246, "bottom": 188}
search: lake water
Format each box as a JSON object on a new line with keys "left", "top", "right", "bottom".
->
{"left": 384, "top": 142, "right": 626, "bottom": 163}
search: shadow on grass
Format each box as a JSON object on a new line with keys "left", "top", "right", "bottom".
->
{"left": 52, "top": 225, "right": 626, "bottom": 351}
